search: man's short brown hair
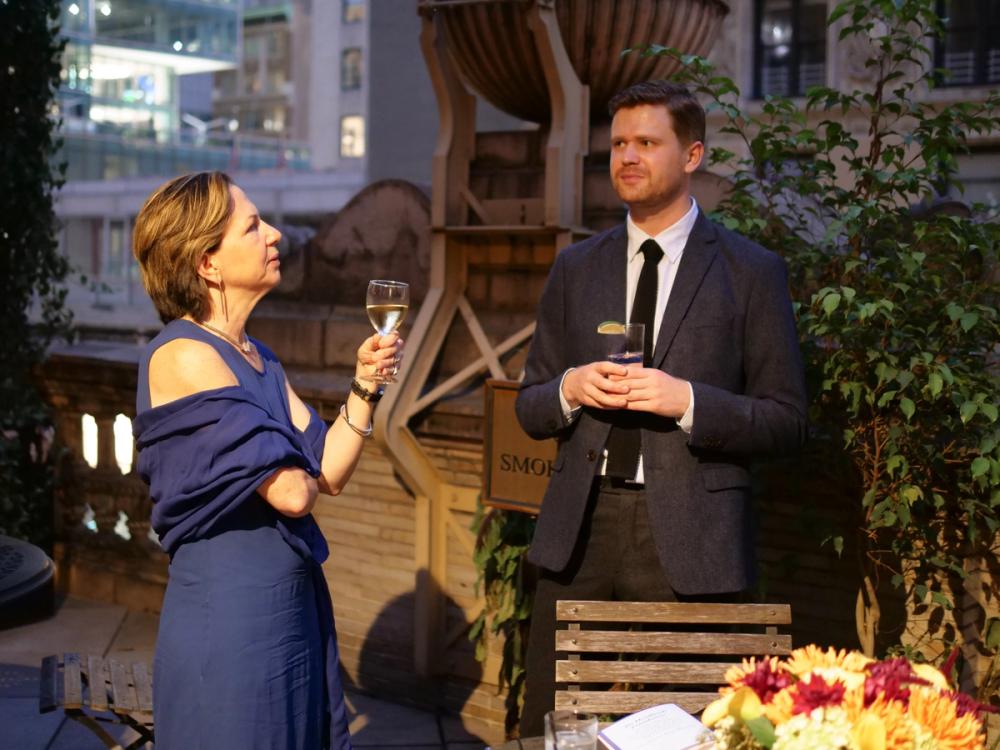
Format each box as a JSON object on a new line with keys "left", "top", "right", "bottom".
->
{"left": 133, "top": 171, "right": 234, "bottom": 324}
{"left": 608, "top": 80, "right": 706, "bottom": 146}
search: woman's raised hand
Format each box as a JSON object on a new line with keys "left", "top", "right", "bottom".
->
{"left": 356, "top": 332, "right": 404, "bottom": 382}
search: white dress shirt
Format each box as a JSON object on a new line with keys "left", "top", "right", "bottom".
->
{"left": 558, "top": 198, "right": 700, "bottom": 483}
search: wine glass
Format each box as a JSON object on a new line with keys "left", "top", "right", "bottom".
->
{"left": 363, "top": 279, "right": 409, "bottom": 383}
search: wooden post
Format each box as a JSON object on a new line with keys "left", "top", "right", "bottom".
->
{"left": 526, "top": 0, "right": 589, "bottom": 229}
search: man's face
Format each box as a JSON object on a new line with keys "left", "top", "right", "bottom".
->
{"left": 610, "top": 103, "right": 702, "bottom": 211}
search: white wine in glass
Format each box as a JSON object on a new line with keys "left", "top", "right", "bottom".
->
{"left": 364, "top": 279, "right": 409, "bottom": 383}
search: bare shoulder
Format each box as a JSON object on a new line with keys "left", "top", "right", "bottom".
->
{"left": 148, "top": 338, "right": 239, "bottom": 407}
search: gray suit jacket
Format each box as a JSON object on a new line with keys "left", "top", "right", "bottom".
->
{"left": 515, "top": 213, "right": 807, "bottom": 595}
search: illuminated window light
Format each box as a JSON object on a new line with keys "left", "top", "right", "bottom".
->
{"left": 68, "top": 3, "right": 80, "bottom": 15}
{"left": 173, "top": 40, "right": 184, "bottom": 52}
{"left": 82, "top": 503, "right": 98, "bottom": 533}
{"left": 113, "top": 413, "right": 133, "bottom": 474}
{"left": 81, "top": 414, "right": 98, "bottom": 469}
{"left": 99, "top": 2, "right": 111, "bottom": 16}
{"left": 113, "top": 510, "right": 132, "bottom": 540}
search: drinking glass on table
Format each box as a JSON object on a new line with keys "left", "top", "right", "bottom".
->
{"left": 606, "top": 322, "right": 645, "bottom": 366}
{"left": 364, "top": 279, "right": 409, "bottom": 383}
{"left": 544, "top": 710, "right": 598, "bottom": 750}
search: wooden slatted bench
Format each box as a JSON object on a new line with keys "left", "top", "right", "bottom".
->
{"left": 39, "top": 653, "right": 155, "bottom": 749}
{"left": 555, "top": 600, "right": 793, "bottom": 717}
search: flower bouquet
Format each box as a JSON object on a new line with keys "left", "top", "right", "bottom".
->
{"left": 701, "top": 646, "right": 992, "bottom": 750}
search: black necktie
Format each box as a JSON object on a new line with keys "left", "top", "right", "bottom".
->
{"left": 606, "top": 239, "right": 663, "bottom": 479}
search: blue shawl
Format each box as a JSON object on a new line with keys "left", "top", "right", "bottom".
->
{"left": 132, "top": 386, "right": 351, "bottom": 750}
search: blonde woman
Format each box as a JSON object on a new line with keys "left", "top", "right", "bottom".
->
{"left": 131, "top": 172, "right": 401, "bottom": 749}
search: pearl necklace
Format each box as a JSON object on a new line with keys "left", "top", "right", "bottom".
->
{"left": 196, "top": 320, "right": 254, "bottom": 355}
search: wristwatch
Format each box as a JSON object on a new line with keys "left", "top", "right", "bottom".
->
{"left": 350, "top": 378, "right": 384, "bottom": 404}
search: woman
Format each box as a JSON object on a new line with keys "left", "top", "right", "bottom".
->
{"left": 131, "top": 171, "right": 400, "bottom": 749}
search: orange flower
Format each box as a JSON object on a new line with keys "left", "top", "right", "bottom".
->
{"left": 850, "top": 698, "right": 913, "bottom": 750}
{"left": 908, "top": 686, "right": 985, "bottom": 750}
{"left": 763, "top": 685, "right": 795, "bottom": 725}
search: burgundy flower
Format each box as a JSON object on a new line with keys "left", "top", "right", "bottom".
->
{"left": 739, "top": 659, "right": 794, "bottom": 703}
{"left": 950, "top": 690, "right": 1000, "bottom": 718}
{"left": 791, "top": 675, "right": 846, "bottom": 715}
{"left": 864, "top": 657, "right": 927, "bottom": 707}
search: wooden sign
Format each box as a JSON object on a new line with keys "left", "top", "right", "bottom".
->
{"left": 483, "top": 379, "right": 557, "bottom": 514}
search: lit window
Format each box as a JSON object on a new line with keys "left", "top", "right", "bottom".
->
{"left": 341, "top": 48, "right": 362, "bottom": 90}
{"left": 754, "top": 0, "right": 827, "bottom": 98}
{"left": 113, "top": 413, "right": 133, "bottom": 474}
{"left": 340, "top": 115, "right": 365, "bottom": 158}
{"left": 934, "top": 0, "right": 1000, "bottom": 87}
{"left": 343, "top": 0, "right": 364, "bottom": 24}
{"left": 81, "top": 414, "right": 98, "bottom": 469}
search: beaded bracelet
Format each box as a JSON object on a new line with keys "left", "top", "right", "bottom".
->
{"left": 339, "top": 403, "right": 373, "bottom": 438}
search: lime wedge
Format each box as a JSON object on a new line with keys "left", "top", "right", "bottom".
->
{"left": 596, "top": 321, "right": 625, "bottom": 335}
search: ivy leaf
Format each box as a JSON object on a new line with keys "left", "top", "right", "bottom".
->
{"left": 823, "top": 292, "right": 842, "bottom": 315}
{"left": 972, "top": 457, "right": 990, "bottom": 478}
{"left": 746, "top": 717, "right": 777, "bottom": 748}
{"left": 900, "top": 397, "right": 915, "bottom": 421}
{"left": 931, "top": 591, "right": 953, "bottom": 609}
{"left": 960, "top": 312, "right": 979, "bottom": 331}
{"left": 961, "top": 401, "right": 979, "bottom": 424}
{"left": 928, "top": 373, "right": 943, "bottom": 397}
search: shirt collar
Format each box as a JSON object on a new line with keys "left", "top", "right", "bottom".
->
{"left": 626, "top": 197, "right": 699, "bottom": 264}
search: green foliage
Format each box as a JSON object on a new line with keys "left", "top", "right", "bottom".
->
{"left": 0, "top": 1, "right": 71, "bottom": 547}
{"left": 633, "top": 0, "right": 999, "bottom": 655}
{"left": 468, "top": 504, "right": 535, "bottom": 733}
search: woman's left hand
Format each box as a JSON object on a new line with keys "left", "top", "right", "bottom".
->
{"left": 356, "top": 332, "right": 404, "bottom": 380}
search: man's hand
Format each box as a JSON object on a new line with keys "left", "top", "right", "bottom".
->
{"left": 616, "top": 368, "right": 691, "bottom": 418}
{"left": 562, "top": 361, "right": 631, "bottom": 410}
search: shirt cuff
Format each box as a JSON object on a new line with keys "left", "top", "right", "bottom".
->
{"left": 558, "top": 368, "right": 582, "bottom": 424}
{"left": 677, "top": 381, "right": 694, "bottom": 434}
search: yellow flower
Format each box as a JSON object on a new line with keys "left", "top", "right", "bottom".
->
{"left": 851, "top": 712, "right": 887, "bottom": 750}
{"left": 702, "top": 686, "right": 764, "bottom": 728}
{"left": 908, "top": 686, "right": 985, "bottom": 750}
{"left": 912, "top": 663, "right": 951, "bottom": 692}
{"left": 813, "top": 666, "right": 868, "bottom": 691}
{"left": 785, "top": 645, "right": 872, "bottom": 677}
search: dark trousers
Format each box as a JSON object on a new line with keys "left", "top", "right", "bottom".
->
{"left": 519, "top": 479, "right": 677, "bottom": 737}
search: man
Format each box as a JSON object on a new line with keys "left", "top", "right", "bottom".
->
{"left": 514, "top": 80, "right": 808, "bottom": 735}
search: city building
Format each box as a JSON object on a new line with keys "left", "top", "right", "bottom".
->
{"left": 707, "top": 1, "right": 1000, "bottom": 207}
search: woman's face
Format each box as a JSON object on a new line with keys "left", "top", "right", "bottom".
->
{"left": 208, "top": 184, "right": 282, "bottom": 296}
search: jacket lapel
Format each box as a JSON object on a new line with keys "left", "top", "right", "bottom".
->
{"left": 651, "top": 213, "right": 718, "bottom": 368}
{"left": 592, "top": 225, "right": 628, "bottom": 329}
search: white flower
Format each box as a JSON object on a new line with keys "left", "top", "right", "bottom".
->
{"left": 773, "top": 707, "right": 853, "bottom": 750}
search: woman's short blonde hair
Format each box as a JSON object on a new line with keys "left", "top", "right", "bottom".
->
{"left": 133, "top": 171, "right": 234, "bottom": 323}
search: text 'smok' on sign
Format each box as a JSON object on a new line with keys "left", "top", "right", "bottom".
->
{"left": 482, "top": 379, "right": 557, "bottom": 514}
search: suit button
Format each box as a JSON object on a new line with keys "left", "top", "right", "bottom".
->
{"left": 586, "top": 450, "right": 597, "bottom": 462}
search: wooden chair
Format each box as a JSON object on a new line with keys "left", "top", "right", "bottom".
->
{"left": 554, "top": 600, "right": 792, "bottom": 717}
{"left": 39, "top": 653, "right": 155, "bottom": 749}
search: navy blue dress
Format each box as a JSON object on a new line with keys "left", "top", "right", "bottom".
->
{"left": 133, "top": 319, "right": 351, "bottom": 750}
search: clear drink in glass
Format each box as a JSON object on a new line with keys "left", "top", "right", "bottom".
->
{"left": 363, "top": 279, "right": 409, "bottom": 383}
